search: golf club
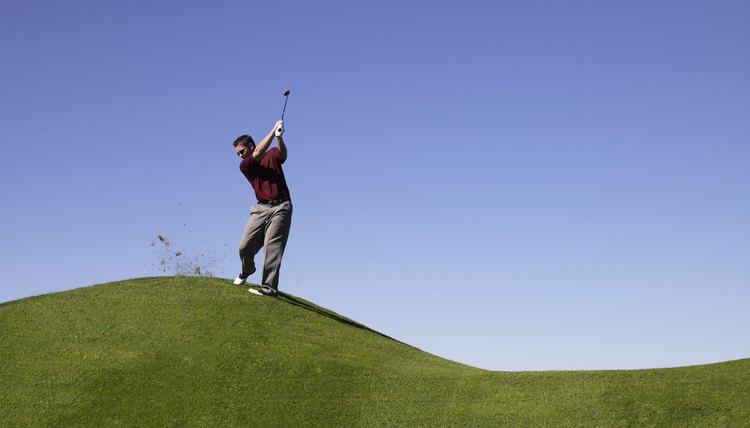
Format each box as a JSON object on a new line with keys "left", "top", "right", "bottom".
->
{"left": 281, "top": 89, "right": 290, "bottom": 121}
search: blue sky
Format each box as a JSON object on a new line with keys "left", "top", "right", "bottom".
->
{"left": 2, "top": 0, "right": 748, "bottom": 371}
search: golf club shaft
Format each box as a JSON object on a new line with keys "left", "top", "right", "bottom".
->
{"left": 281, "top": 90, "right": 290, "bottom": 121}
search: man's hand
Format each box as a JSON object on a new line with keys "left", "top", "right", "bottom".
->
{"left": 274, "top": 120, "right": 284, "bottom": 137}
{"left": 276, "top": 120, "right": 287, "bottom": 162}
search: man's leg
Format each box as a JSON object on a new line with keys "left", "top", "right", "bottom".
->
{"left": 261, "top": 201, "right": 293, "bottom": 290}
{"left": 238, "top": 204, "right": 269, "bottom": 278}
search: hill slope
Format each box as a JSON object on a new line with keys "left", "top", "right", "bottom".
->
{"left": 1, "top": 277, "right": 748, "bottom": 426}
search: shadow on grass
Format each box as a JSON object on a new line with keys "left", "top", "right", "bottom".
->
{"left": 276, "top": 291, "right": 400, "bottom": 343}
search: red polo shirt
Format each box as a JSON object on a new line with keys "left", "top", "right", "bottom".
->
{"left": 239, "top": 148, "right": 291, "bottom": 202}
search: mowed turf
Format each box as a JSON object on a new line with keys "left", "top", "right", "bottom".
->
{"left": 1, "top": 277, "right": 748, "bottom": 426}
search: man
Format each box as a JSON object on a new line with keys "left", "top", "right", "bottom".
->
{"left": 232, "top": 119, "right": 292, "bottom": 296}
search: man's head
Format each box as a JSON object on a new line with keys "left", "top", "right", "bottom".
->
{"left": 233, "top": 135, "right": 255, "bottom": 159}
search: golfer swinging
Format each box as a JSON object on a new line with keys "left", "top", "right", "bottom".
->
{"left": 232, "top": 119, "right": 292, "bottom": 296}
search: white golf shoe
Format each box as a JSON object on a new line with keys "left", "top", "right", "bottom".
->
{"left": 249, "top": 285, "right": 278, "bottom": 297}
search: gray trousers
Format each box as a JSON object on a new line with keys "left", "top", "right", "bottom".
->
{"left": 238, "top": 201, "right": 292, "bottom": 290}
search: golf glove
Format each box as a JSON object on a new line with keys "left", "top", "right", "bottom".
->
{"left": 275, "top": 121, "right": 284, "bottom": 137}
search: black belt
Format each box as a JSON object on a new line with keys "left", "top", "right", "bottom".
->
{"left": 258, "top": 198, "right": 290, "bottom": 207}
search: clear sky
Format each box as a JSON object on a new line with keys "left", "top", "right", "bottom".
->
{"left": 2, "top": 0, "right": 748, "bottom": 371}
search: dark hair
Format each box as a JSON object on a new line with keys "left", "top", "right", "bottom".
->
{"left": 233, "top": 135, "right": 255, "bottom": 148}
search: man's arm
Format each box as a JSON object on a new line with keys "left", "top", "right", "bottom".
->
{"left": 277, "top": 134, "right": 287, "bottom": 162}
{"left": 252, "top": 120, "right": 283, "bottom": 161}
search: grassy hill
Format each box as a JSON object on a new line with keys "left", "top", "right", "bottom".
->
{"left": 1, "top": 277, "right": 748, "bottom": 426}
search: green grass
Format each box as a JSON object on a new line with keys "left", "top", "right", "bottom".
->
{"left": 1, "top": 277, "right": 748, "bottom": 426}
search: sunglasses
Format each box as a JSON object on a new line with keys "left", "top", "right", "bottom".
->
{"left": 237, "top": 148, "right": 246, "bottom": 157}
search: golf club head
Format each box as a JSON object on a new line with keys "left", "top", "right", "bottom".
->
{"left": 283, "top": 90, "right": 290, "bottom": 97}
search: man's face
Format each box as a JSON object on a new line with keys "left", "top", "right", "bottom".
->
{"left": 235, "top": 144, "right": 253, "bottom": 159}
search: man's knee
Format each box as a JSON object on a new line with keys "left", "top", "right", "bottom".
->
{"left": 239, "top": 242, "right": 256, "bottom": 255}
